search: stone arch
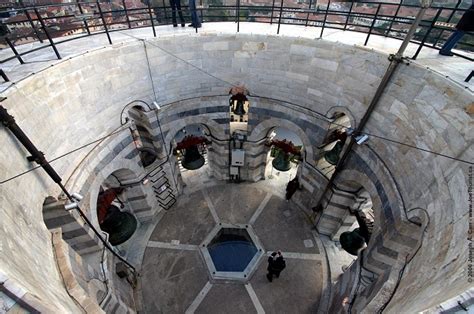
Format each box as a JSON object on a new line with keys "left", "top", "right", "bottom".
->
{"left": 88, "top": 161, "right": 153, "bottom": 228}
{"left": 324, "top": 106, "right": 357, "bottom": 130}
{"left": 248, "top": 118, "right": 314, "bottom": 163}
{"left": 321, "top": 178, "right": 375, "bottom": 248}
{"left": 164, "top": 117, "right": 228, "bottom": 152}
{"left": 326, "top": 147, "right": 426, "bottom": 312}
{"left": 163, "top": 117, "right": 229, "bottom": 184}
{"left": 332, "top": 172, "right": 384, "bottom": 250}
{"left": 120, "top": 100, "right": 153, "bottom": 125}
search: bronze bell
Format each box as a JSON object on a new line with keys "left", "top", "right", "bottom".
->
{"left": 272, "top": 150, "right": 291, "bottom": 172}
{"left": 340, "top": 228, "right": 366, "bottom": 256}
{"left": 232, "top": 101, "right": 246, "bottom": 116}
{"left": 324, "top": 141, "right": 344, "bottom": 165}
{"left": 181, "top": 145, "right": 205, "bottom": 170}
{"left": 100, "top": 205, "right": 138, "bottom": 246}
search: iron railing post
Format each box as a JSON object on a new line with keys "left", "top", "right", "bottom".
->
{"left": 5, "top": 37, "right": 25, "bottom": 64}
{"left": 96, "top": 1, "right": 112, "bottom": 45}
{"left": 305, "top": 0, "right": 313, "bottom": 27}
{"left": 386, "top": 2, "right": 401, "bottom": 37}
{"left": 343, "top": 1, "right": 353, "bottom": 31}
{"left": 465, "top": 70, "right": 474, "bottom": 83}
{"left": 277, "top": 0, "right": 284, "bottom": 34}
{"left": 77, "top": 1, "right": 91, "bottom": 35}
{"left": 364, "top": 3, "right": 381, "bottom": 46}
{"left": 199, "top": 0, "right": 203, "bottom": 25}
{"left": 122, "top": 0, "right": 132, "bottom": 28}
{"left": 319, "top": 0, "right": 330, "bottom": 38}
{"left": 162, "top": 0, "right": 168, "bottom": 21}
{"left": 18, "top": 0, "right": 43, "bottom": 43}
{"left": 412, "top": 8, "right": 441, "bottom": 59}
{"left": 237, "top": 0, "right": 241, "bottom": 32}
{"left": 147, "top": 1, "right": 157, "bottom": 37}
{"left": 270, "top": 0, "right": 276, "bottom": 24}
{"left": 0, "top": 69, "right": 9, "bottom": 82}
{"left": 34, "top": 8, "right": 61, "bottom": 60}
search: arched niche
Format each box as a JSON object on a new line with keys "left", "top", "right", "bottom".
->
{"left": 95, "top": 168, "right": 144, "bottom": 246}
{"left": 88, "top": 161, "right": 153, "bottom": 229}
{"left": 325, "top": 148, "right": 426, "bottom": 313}
{"left": 325, "top": 106, "right": 357, "bottom": 131}
{"left": 164, "top": 117, "right": 227, "bottom": 152}
{"left": 248, "top": 118, "right": 314, "bottom": 163}
{"left": 316, "top": 111, "right": 353, "bottom": 178}
{"left": 264, "top": 126, "right": 304, "bottom": 181}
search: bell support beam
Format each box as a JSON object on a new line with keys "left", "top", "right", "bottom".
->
{"left": 314, "top": 0, "right": 433, "bottom": 213}
{"left": 0, "top": 103, "right": 137, "bottom": 274}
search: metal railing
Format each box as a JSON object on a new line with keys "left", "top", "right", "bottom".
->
{"left": 0, "top": 0, "right": 472, "bottom": 65}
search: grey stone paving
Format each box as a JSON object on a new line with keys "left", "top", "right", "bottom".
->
{"left": 149, "top": 191, "right": 215, "bottom": 245}
{"left": 140, "top": 182, "right": 324, "bottom": 313}
{"left": 250, "top": 259, "right": 322, "bottom": 314}
{"left": 207, "top": 184, "right": 267, "bottom": 224}
{"left": 254, "top": 196, "right": 320, "bottom": 254}
{"left": 196, "top": 283, "right": 256, "bottom": 314}
{"left": 141, "top": 248, "right": 209, "bottom": 313}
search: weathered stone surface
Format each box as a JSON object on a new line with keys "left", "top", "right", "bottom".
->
{"left": 0, "top": 32, "right": 471, "bottom": 314}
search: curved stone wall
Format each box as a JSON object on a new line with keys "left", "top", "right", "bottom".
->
{"left": 0, "top": 33, "right": 471, "bottom": 312}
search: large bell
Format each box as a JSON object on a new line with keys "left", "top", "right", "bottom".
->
{"left": 324, "top": 141, "right": 344, "bottom": 165}
{"left": 272, "top": 150, "right": 291, "bottom": 172}
{"left": 182, "top": 145, "right": 205, "bottom": 170}
{"left": 232, "top": 101, "right": 246, "bottom": 116}
{"left": 340, "top": 228, "right": 366, "bottom": 256}
{"left": 100, "top": 205, "right": 137, "bottom": 246}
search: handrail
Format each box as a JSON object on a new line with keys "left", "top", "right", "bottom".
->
{"left": 0, "top": 1, "right": 473, "bottom": 65}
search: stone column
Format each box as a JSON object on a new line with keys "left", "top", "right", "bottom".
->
{"left": 316, "top": 188, "right": 358, "bottom": 240}
{"left": 207, "top": 137, "right": 229, "bottom": 180}
{"left": 243, "top": 140, "right": 269, "bottom": 182}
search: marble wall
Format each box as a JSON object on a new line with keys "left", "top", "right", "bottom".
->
{"left": 0, "top": 33, "right": 471, "bottom": 312}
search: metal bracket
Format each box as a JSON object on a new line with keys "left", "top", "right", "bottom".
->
{"left": 26, "top": 151, "right": 45, "bottom": 164}
{"left": 388, "top": 54, "right": 410, "bottom": 65}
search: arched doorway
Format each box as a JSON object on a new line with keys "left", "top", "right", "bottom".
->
{"left": 172, "top": 124, "right": 211, "bottom": 188}
{"left": 316, "top": 112, "right": 352, "bottom": 178}
{"left": 229, "top": 85, "right": 250, "bottom": 136}
{"left": 96, "top": 169, "right": 144, "bottom": 246}
{"left": 338, "top": 187, "right": 375, "bottom": 258}
{"left": 264, "top": 127, "right": 304, "bottom": 195}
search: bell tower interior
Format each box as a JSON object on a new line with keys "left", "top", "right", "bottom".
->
{"left": 0, "top": 0, "right": 473, "bottom": 313}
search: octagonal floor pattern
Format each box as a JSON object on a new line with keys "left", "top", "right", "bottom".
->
{"left": 140, "top": 183, "right": 323, "bottom": 313}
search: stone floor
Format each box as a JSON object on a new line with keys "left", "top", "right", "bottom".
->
{"left": 139, "top": 181, "right": 325, "bottom": 313}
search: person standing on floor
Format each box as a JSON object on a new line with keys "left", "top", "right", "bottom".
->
{"left": 439, "top": 4, "right": 474, "bottom": 56}
{"left": 285, "top": 176, "right": 300, "bottom": 201}
{"left": 170, "top": 0, "right": 185, "bottom": 27}
{"left": 188, "top": 0, "right": 201, "bottom": 28}
{"left": 266, "top": 251, "right": 286, "bottom": 282}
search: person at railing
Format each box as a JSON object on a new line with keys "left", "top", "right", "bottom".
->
{"left": 439, "top": 4, "right": 474, "bottom": 56}
{"left": 170, "top": 0, "right": 186, "bottom": 27}
{"left": 188, "top": 0, "right": 201, "bottom": 28}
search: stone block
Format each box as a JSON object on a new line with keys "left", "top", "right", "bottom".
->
{"left": 311, "top": 57, "right": 338, "bottom": 72}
